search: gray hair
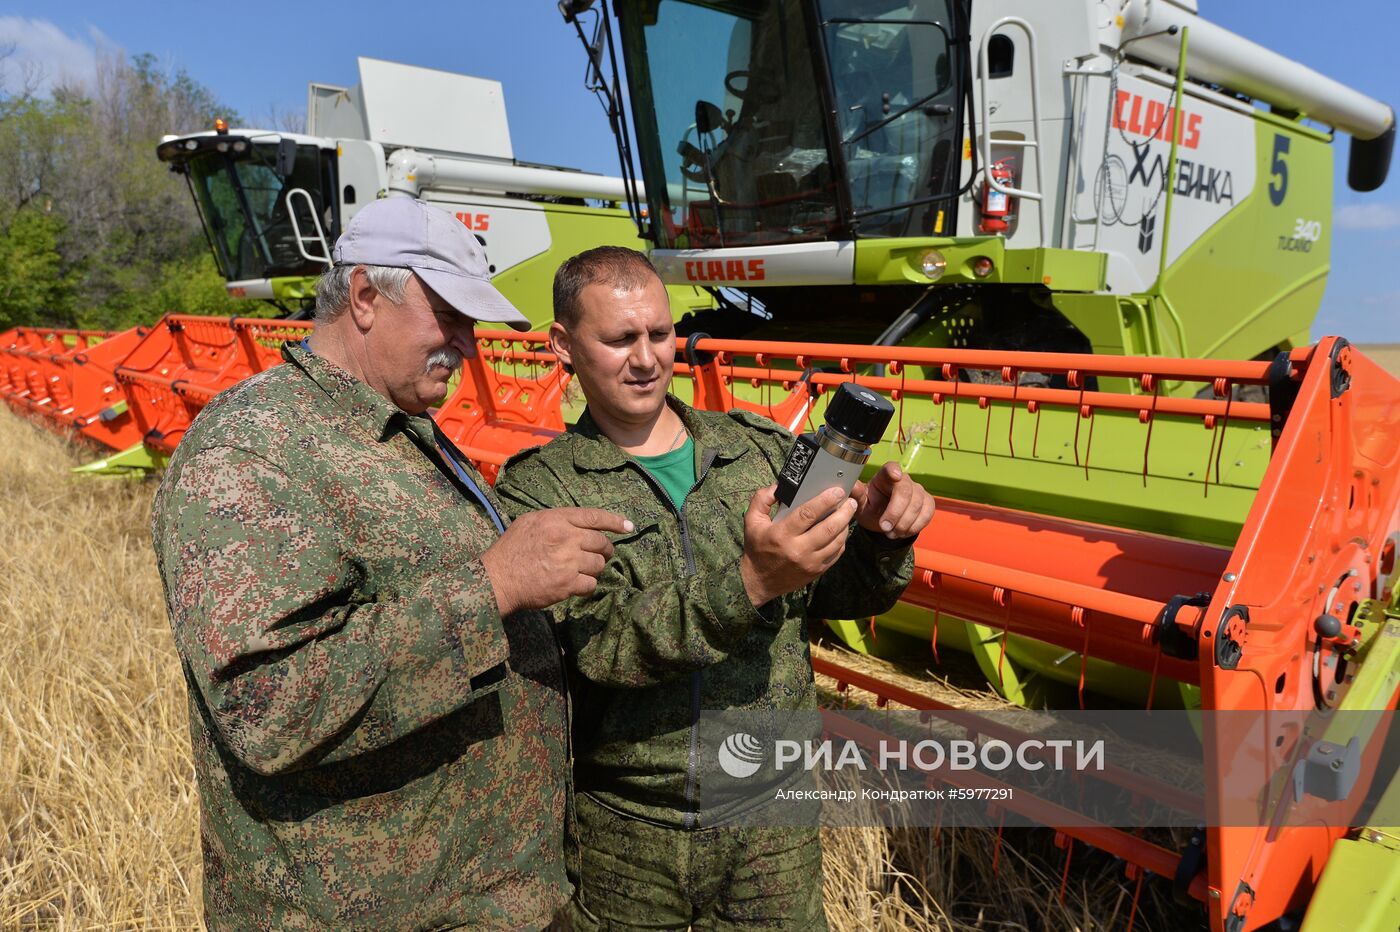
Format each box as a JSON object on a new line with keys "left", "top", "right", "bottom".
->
{"left": 313, "top": 264, "right": 415, "bottom": 322}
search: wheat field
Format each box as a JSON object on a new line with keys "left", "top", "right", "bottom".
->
{"left": 0, "top": 405, "right": 1195, "bottom": 931}
{"left": 1359, "top": 343, "right": 1400, "bottom": 378}
{"left": 0, "top": 409, "right": 199, "bottom": 928}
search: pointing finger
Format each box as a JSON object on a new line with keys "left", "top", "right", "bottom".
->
{"left": 566, "top": 508, "right": 634, "bottom": 535}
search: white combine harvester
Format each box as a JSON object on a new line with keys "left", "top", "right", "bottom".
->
{"left": 157, "top": 56, "right": 703, "bottom": 321}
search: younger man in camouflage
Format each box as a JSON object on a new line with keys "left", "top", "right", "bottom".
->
{"left": 152, "top": 198, "right": 630, "bottom": 930}
{"left": 495, "top": 247, "right": 935, "bottom": 928}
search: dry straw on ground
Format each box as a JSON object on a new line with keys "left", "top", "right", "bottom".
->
{"left": 0, "top": 409, "right": 199, "bottom": 928}
{"left": 1359, "top": 343, "right": 1400, "bottom": 379}
{"left": 0, "top": 406, "right": 1199, "bottom": 930}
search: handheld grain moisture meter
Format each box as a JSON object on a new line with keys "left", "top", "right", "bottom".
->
{"left": 774, "top": 383, "right": 895, "bottom": 520}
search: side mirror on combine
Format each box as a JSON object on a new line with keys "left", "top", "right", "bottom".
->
{"left": 1348, "top": 118, "right": 1395, "bottom": 192}
{"left": 695, "top": 100, "right": 726, "bottom": 136}
{"left": 275, "top": 138, "right": 298, "bottom": 179}
{"left": 558, "top": 0, "right": 595, "bottom": 23}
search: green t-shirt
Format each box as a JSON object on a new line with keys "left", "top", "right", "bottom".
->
{"left": 633, "top": 436, "right": 696, "bottom": 510}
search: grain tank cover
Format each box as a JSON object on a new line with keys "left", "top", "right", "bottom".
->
{"left": 308, "top": 57, "right": 514, "bottom": 160}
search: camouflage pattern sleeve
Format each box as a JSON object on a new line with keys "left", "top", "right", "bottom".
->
{"left": 562, "top": 546, "right": 762, "bottom": 689}
{"left": 497, "top": 454, "right": 765, "bottom": 690}
{"left": 807, "top": 525, "right": 915, "bottom": 620}
{"left": 160, "top": 443, "right": 509, "bottom": 775}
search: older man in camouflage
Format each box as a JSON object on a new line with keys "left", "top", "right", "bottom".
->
{"left": 496, "top": 247, "right": 935, "bottom": 928}
{"left": 152, "top": 198, "right": 630, "bottom": 930}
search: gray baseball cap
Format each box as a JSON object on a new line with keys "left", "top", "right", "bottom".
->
{"left": 332, "top": 197, "right": 531, "bottom": 332}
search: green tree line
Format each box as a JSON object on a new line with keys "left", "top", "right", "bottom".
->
{"left": 0, "top": 52, "right": 243, "bottom": 333}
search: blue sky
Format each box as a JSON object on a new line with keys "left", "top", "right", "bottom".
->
{"left": 3, "top": 1, "right": 1396, "bottom": 341}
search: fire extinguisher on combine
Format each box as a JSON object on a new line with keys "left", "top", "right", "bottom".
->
{"left": 979, "top": 157, "right": 1017, "bottom": 234}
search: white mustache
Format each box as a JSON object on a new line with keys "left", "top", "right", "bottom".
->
{"left": 425, "top": 348, "right": 464, "bottom": 373}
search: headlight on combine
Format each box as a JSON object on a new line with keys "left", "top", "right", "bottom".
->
{"left": 920, "top": 249, "right": 947, "bottom": 281}
{"left": 971, "top": 256, "right": 995, "bottom": 278}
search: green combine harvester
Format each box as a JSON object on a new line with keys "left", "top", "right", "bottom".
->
{"left": 548, "top": 1, "right": 1398, "bottom": 928}
{"left": 131, "top": 3, "right": 1397, "bottom": 928}
{"left": 558, "top": 0, "right": 1393, "bottom": 373}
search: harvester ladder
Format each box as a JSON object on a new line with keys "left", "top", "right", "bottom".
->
{"left": 285, "top": 187, "right": 332, "bottom": 265}
{"left": 1060, "top": 61, "right": 1114, "bottom": 254}
{"left": 977, "top": 17, "right": 1047, "bottom": 245}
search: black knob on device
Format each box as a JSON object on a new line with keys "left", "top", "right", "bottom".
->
{"left": 824, "top": 382, "right": 895, "bottom": 447}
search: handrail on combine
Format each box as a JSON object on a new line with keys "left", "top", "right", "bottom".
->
{"left": 4, "top": 314, "right": 1397, "bottom": 932}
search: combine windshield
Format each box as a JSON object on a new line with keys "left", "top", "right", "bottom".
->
{"left": 178, "top": 141, "right": 336, "bottom": 283}
{"left": 621, "top": 0, "right": 961, "bottom": 248}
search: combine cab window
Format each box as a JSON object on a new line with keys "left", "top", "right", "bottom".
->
{"left": 819, "top": 0, "right": 960, "bottom": 236}
{"left": 622, "top": 0, "right": 961, "bottom": 247}
{"left": 626, "top": 0, "right": 842, "bottom": 248}
{"left": 185, "top": 142, "right": 336, "bottom": 283}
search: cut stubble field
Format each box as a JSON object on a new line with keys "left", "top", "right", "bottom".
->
{"left": 1358, "top": 344, "right": 1400, "bottom": 379}
{"left": 0, "top": 409, "right": 199, "bottom": 928}
{"left": 0, "top": 405, "right": 1191, "bottom": 931}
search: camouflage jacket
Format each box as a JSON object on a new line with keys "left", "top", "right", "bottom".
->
{"left": 495, "top": 398, "right": 913, "bottom": 829}
{"left": 151, "top": 342, "right": 569, "bottom": 931}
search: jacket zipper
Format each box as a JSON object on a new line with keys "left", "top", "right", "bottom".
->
{"left": 546, "top": 615, "right": 579, "bottom": 887}
{"left": 631, "top": 448, "right": 715, "bottom": 830}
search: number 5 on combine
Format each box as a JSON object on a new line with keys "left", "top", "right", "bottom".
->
{"left": 1269, "top": 134, "right": 1290, "bottom": 206}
